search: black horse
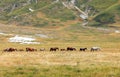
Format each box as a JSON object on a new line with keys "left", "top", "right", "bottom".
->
{"left": 50, "top": 47, "right": 59, "bottom": 51}
{"left": 67, "top": 47, "right": 76, "bottom": 51}
{"left": 80, "top": 48, "right": 87, "bottom": 51}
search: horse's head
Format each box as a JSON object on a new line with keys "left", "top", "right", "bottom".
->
{"left": 85, "top": 48, "right": 87, "bottom": 50}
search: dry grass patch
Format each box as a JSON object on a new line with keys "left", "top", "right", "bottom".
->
{"left": 0, "top": 51, "right": 120, "bottom": 67}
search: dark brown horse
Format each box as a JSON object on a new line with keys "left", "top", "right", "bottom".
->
{"left": 50, "top": 47, "right": 59, "bottom": 51}
{"left": 4, "top": 48, "right": 17, "bottom": 52}
{"left": 80, "top": 48, "right": 87, "bottom": 51}
{"left": 60, "top": 48, "right": 66, "bottom": 51}
{"left": 67, "top": 47, "right": 76, "bottom": 51}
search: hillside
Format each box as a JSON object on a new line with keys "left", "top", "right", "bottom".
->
{"left": 0, "top": 0, "right": 120, "bottom": 28}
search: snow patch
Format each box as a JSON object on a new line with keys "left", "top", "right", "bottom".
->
{"left": 9, "top": 35, "right": 40, "bottom": 44}
{"left": 9, "top": 35, "right": 35, "bottom": 42}
{"left": 20, "top": 42, "right": 40, "bottom": 44}
{"left": 0, "top": 32, "right": 13, "bottom": 36}
{"left": 115, "top": 30, "right": 120, "bottom": 33}
{"left": 35, "top": 34, "right": 49, "bottom": 38}
{"left": 80, "top": 14, "right": 88, "bottom": 19}
{"left": 29, "top": 8, "right": 34, "bottom": 12}
{"left": 0, "top": 32, "right": 6, "bottom": 35}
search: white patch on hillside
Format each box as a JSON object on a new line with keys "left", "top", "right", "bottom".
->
{"left": 35, "top": 34, "right": 48, "bottom": 38}
{"left": 80, "top": 14, "right": 88, "bottom": 19}
{"left": 20, "top": 42, "right": 40, "bottom": 44}
{"left": 29, "top": 8, "right": 34, "bottom": 12}
{"left": 9, "top": 35, "right": 40, "bottom": 44}
{"left": 0, "top": 32, "right": 6, "bottom": 35}
{"left": 0, "top": 32, "right": 13, "bottom": 36}
{"left": 115, "top": 30, "right": 120, "bottom": 33}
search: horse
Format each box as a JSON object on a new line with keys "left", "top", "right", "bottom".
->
{"left": 67, "top": 47, "right": 76, "bottom": 51}
{"left": 80, "top": 48, "right": 87, "bottom": 51}
{"left": 40, "top": 48, "right": 45, "bottom": 51}
{"left": 91, "top": 47, "right": 101, "bottom": 51}
{"left": 60, "top": 48, "right": 66, "bottom": 51}
{"left": 4, "top": 48, "right": 17, "bottom": 52}
{"left": 50, "top": 47, "right": 59, "bottom": 51}
{"left": 26, "top": 47, "right": 37, "bottom": 52}
{"left": 18, "top": 49, "right": 24, "bottom": 51}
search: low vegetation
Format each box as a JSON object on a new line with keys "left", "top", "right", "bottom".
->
{"left": 0, "top": 0, "right": 120, "bottom": 27}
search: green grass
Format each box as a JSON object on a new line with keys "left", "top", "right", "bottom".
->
{"left": 41, "top": 2, "right": 76, "bottom": 21}
{"left": 4, "top": 1, "right": 77, "bottom": 27}
{"left": 1, "top": 0, "right": 120, "bottom": 27}
{"left": 0, "top": 46, "right": 120, "bottom": 77}
{"left": 88, "top": 0, "right": 118, "bottom": 11}
{"left": 89, "top": 0, "right": 120, "bottom": 25}
{"left": 0, "top": 63, "right": 120, "bottom": 77}
{"left": 8, "top": 1, "right": 52, "bottom": 17}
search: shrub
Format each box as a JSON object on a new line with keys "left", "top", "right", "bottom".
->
{"left": 94, "top": 13, "right": 115, "bottom": 24}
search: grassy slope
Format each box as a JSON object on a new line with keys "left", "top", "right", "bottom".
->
{"left": 6, "top": 1, "right": 77, "bottom": 27}
{"left": 0, "top": 0, "right": 120, "bottom": 27}
{"left": 88, "top": 0, "right": 118, "bottom": 11}
{"left": 0, "top": 0, "right": 120, "bottom": 77}
{"left": 89, "top": 0, "right": 120, "bottom": 27}
{"left": 0, "top": 22, "right": 120, "bottom": 77}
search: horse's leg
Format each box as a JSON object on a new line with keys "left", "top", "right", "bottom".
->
{"left": 90, "top": 49, "right": 92, "bottom": 52}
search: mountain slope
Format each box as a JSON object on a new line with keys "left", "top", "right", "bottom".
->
{"left": 0, "top": 0, "right": 120, "bottom": 28}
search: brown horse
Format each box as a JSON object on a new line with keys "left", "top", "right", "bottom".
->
{"left": 4, "top": 48, "right": 17, "bottom": 52}
{"left": 60, "top": 48, "right": 66, "bottom": 51}
{"left": 50, "top": 47, "right": 59, "bottom": 51}
{"left": 26, "top": 47, "right": 37, "bottom": 52}
{"left": 18, "top": 49, "right": 24, "bottom": 51}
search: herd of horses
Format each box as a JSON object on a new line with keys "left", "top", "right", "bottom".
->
{"left": 3, "top": 47, "right": 101, "bottom": 52}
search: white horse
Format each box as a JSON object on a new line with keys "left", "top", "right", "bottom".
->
{"left": 91, "top": 47, "right": 101, "bottom": 51}
{"left": 40, "top": 48, "right": 45, "bottom": 51}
